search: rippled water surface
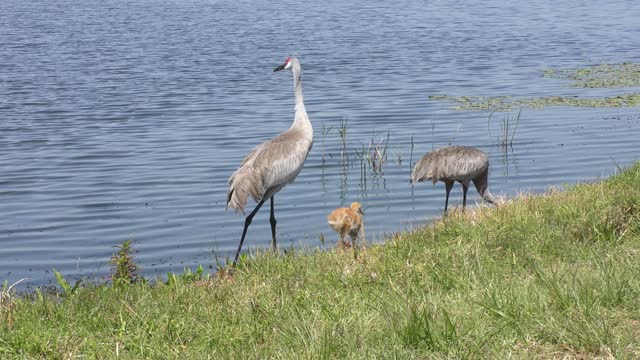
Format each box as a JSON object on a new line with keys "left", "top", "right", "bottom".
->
{"left": 2, "top": 0, "right": 640, "bottom": 287}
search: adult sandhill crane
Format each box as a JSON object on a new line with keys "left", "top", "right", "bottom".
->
{"left": 410, "top": 145, "right": 496, "bottom": 213}
{"left": 226, "top": 57, "right": 313, "bottom": 266}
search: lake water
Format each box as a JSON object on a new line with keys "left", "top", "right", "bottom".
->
{"left": 2, "top": 0, "right": 640, "bottom": 288}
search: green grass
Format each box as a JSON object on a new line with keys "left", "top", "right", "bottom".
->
{"left": 3, "top": 164, "right": 640, "bottom": 358}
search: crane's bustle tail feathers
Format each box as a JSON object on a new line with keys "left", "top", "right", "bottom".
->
{"left": 410, "top": 152, "right": 439, "bottom": 184}
{"left": 226, "top": 167, "right": 264, "bottom": 213}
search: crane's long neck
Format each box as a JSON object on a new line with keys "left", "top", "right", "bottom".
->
{"left": 474, "top": 170, "right": 497, "bottom": 206}
{"left": 291, "top": 63, "right": 312, "bottom": 137}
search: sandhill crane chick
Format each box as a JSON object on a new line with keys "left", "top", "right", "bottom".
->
{"left": 327, "top": 202, "right": 365, "bottom": 248}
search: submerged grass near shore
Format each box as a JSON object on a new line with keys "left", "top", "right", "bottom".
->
{"left": 2, "top": 163, "right": 640, "bottom": 358}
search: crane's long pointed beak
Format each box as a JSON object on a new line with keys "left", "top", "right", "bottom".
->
{"left": 273, "top": 64, "right": 286, "bottom": 72}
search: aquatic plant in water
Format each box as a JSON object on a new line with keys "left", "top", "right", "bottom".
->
{"left": 544, "top": 62, "right": 640, "bottom": 88}
{"left": 488, "top": 109, "right": 521, "bottom": 149}
{"left": 429, "top": 63, "right": 640, "bottom": 111}
{"left": 338, "top": 116, "right": 349, "bottom": 162}
{"left": 429, "top": 93, "right": 640, "bottom": 111}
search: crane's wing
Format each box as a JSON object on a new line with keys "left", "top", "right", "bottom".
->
{"left": 227, "top": 127, "right": 312, "bottom": 213}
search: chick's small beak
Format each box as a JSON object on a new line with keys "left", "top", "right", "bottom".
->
{"left": 359, "top": 208, "right": 365, "bottom": 215}
{"left": 273, "top": 63, "right": 286, "bottom": 72}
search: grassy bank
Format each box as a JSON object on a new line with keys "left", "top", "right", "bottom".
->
{"left": 2, "top": 164, "right": 640, "bottom": 358}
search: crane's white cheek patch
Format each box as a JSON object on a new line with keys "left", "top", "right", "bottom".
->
{"left": 285, "top": 61, "right": 293, "bottom": 70}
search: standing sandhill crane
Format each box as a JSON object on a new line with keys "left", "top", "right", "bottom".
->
{"left": 226, "top": 57, "right": 313, "bottom": 266}
{"left": 410, "top": 145, "right": 496, "bottom": 213}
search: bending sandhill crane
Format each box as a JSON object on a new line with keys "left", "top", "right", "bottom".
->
{"left": 410, "top": 145, "right": 496, "bottom": 213}
{"left": 226, "top": 57, "right": 313, "bottom": 265}
{"left": 327, "top": 202, "right": 365, "bottom": 249}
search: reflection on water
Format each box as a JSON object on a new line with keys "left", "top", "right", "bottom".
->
{"left": 1, "top": 0, "right": 640, "bottom": 287}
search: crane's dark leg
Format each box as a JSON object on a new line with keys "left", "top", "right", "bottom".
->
{"left": 233, "top": 198, "right": 267, "bottom": 266}
{"left": 269, "top": 196, "right": 277, "bottom": 250}
{"left": 462, "top": 182, "right": 469, "bottom": 211}
{"left": 444, "top": 180, "right": 454, "bottom": 214}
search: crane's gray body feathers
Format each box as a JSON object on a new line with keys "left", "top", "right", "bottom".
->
{"left": 411, "top": 145, "right": 495, "bottom": 205}
{"left": 411, "top": 146, "right": 488, "bottom": 184}
{"left": 227, "top": 126, "right": 313, "bottom": 213}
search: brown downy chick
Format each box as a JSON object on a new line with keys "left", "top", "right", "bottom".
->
{"left": 327, "top": 202, "right": 364, "bottom": 248}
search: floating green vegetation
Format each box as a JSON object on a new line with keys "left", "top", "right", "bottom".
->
{"left": 544, "top": 62, "right": 640, "bottom": 88}
{"left": 430, "top": 63, "right": 640, "bottom": 111}
{"left": 429, "top": 93, "right": 640, "bottom": 111}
